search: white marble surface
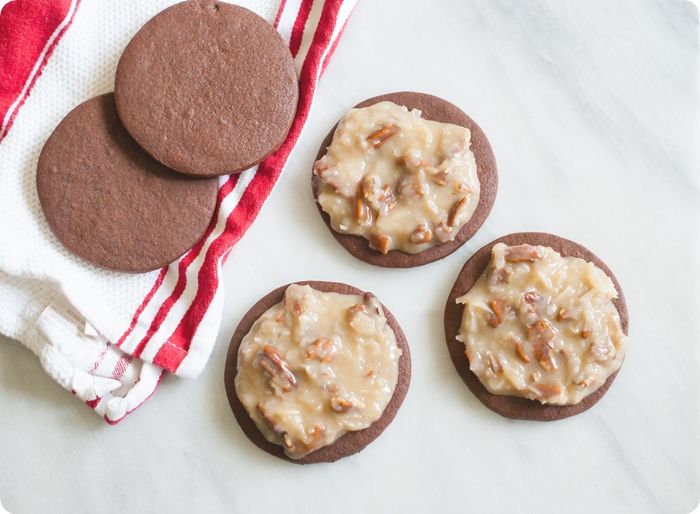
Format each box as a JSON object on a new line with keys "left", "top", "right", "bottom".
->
{"left": 1, "top": 0, "right": 699, "bottom": 513}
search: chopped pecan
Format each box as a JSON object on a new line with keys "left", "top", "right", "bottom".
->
{"left": 274, "top": 308, "right": 286, "bottom": 324}
{"left": 361, "top": 174, "right": 380, "bottom": 202}
{"left": 369, "top": 233, "right": 391, "bottom": 254}
{"left": 447, "top": 197, "right": 467, "bottom": 227}
{"left": 365, "top": 370, "right": 375, "bottom": 378}
{"left": 580, "top": 327, "right": 592, "bottom": 339}
{"left": 514, "top": 340, "right": 530, "bottom": 363}
{"left": 523, "top": 291, "right": 544, "bottom": 317}
{"left": 367, "top": 124, "right": 399, "bottom": 148}
{"left": 453, "top": 180, "right": 471, "bottom": 195}
{"left": 534, "top": 382, "right": 562, "bottom": 398}
{"left": 434, "top": 222, "right": 453, "bottom": 243}
{"left": 505, "top": 244, "right": 543, "bottom": 262}
{"left": 400, "top": 154, "right": 437, "bottom": 174}
{"left": 528, "top": 320, "right": 557, "bottom": 372}
{"left": 575, "top": 374, "right": 593, "bottom": 387}
{"left": 398, "top": 174, "right": 427, "bottom": 199}
{"left": 258, "top": 344, "right": 297, "bottom": 391}
{"left": 306, "top": 337, "right": 336, "bottom": 363}
{"left": 330, "top": 396, "right": 354, "bottom": 413}
{"left": 431, "top": 171, "right": 449, "bottom": 186}
{"left": 488, "top": 299, "right": 506, "bottom": 327}
{"left": 487, "top": 265, "right": 511, "bottom": 285}
{"left": 304, "top": 425, "right": 326, "bottom": 452}
{"left": 282, "top": 432, "right": 295, "bottom": 450}
{"left": 347, "top": 303, "right": 367, "bottom": 316}
{"left": 487, "top": 352, "right": 503, "bottom": 374}
{"left": 556, "top": 308, "right": 572, "bottom": 322}
{"left": 256, "top": 403, "right": 276, "bottom": 428}
{"left": 312, "top": 157, "right": 332, "bottom": 177}
{"left": 410, "top": 224, "right": 433, "bottom": 244}
{"left": 354, "top": 197, "right": 373, "bottom": 226}
{"left": 362, "top": 292, "right": 383, "bottom": 316}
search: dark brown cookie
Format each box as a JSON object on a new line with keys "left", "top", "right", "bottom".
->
{"left": 224, "top": 281, "right": 411, "bottom": 464}
{"left": 36, "top": 93, "right": 218, "bottom": 273}
{"left": 444, "top": 232, "right": 629, "bottom": 421}
{"left": 115, "top": 0, "right": 298, "bottom": 177}
{"left": 312, "top": 91, "right": 498, "bottom": 268}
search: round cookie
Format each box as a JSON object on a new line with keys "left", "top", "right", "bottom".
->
{"left": 444, "top": 232, "right": 629, "bottom": 421}
{"left": 312, "top": 91, "right": 498, "bottom": 268}
{"left": 115, "top": 0, "right": 298, "bottom": 177}
{"left": 224, "top": 281, "right": 412, "bottom": 464}
{"left": 36, "top": 93, "right": 218, "bottom": 273}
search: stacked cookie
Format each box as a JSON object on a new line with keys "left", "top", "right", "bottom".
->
{"left": 37, "top": 1, "right": 298, "bottom": 272}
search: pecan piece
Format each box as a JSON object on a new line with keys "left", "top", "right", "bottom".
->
{"left": 256, "top": 402, "right": 276, "bottom": 428}
{"left": 398, "top": 174, "right": 427, "bottom": 199}
{"left": 367, "top": 124, "right": 399, "bottom": 148}
{"left": 306, "top": 337, "right": 336, "bottom": 363}
{"left": 447, "top": 197, "right": 467, "bottom": 227}
{"left": 400, "top": 155, "right": 437, "bottom": 174}
{"left": 330, "top": 396, "right": 354, "bottom": 413}
{"left": 282, "top": 432, "right": 296, "bottom": 450}
{"left": 487, "top": 299, "right": 506, "bottom": 328}
{"left": 514, "top": 340, "right": 530, "bottom": 363}
{"left": 312, "top": 157, "right": 332, "bottom": 177}
{"left": 258, "top": 344, "right": 297, "bottom": 391}
{"left": 505, "top": 244, "right": 543, "bottom": 262}
{"left": 362, "top": 292, "right": 383, "bottom": 316}
{"left": 431, "top": 171, "right": 449, "bottom": 186}
{"left": 523, "top": 291, "right": 544, "bottom": 318}
{"left": 453, "top": 180, "right": 471, "bottom": 194}
{"left": 487, "top": 352, "right": 503, "bottom": 374}
{"left": 487, "top": 265, "right": 511, "bottom": 285}
{"left": 410, "top": 224, "right": 433, "bottom": 244}
{"left": 361, "top": 174, "right": 380, "bottom": 202}
{"left": 528, "top": 320, "right": 558, "bottom": 372}
{"left": 347, "top": 303, "right": 367, "bottom": 316}
{"left": 580, "top": 327, "right": 592, "bottom": 339}
{"left": 304, "top": 425, "right": 326, "bottom": 452}
{"left": 556, "top": 308, "right": 572, "bottom": 322}
{"left": 369, "top": 233, "right": 391, "bottom": 254}
{"left": 534, "top": 382, "right": 562, "bottom": 398}
{"left": 434, "top": 222, "right": 453, "bottom": 243}
{"left": 354, "top": 197, "right": 373, "bottom": 226}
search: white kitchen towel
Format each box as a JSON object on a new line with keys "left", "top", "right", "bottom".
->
{"left": 0, "top": 0, "right": 356, "bottom": 423}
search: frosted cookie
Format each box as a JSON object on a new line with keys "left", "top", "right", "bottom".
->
{"left": 444, "top": 232, "right": 629, "bottom": 420}
{"left": 312, "top": 92, "right": 497, "bottom": 267}
{"left": 224, "top": 281, "right": 411, "bottom": 463}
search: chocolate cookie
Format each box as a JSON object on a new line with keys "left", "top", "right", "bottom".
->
{"left": 312, "top": 91, "right": 498, "bottom": 268}
{"left": 444, "top": 232, "right": 629, "bottom": 421}
{"left": 36, "top": 94, "right": 218, "bottom": 273}
{"left": 115, "top": 0, "right": 298, "bottom": 177}
{"left": 224, "top": 281, "right": 411, "bottom": 464}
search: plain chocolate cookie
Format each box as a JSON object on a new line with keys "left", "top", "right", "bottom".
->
{"left": 36, "top": 94, "right": 218, "bottom": 273}
{"left": 444, "top": 232, "right": 629, "bottom": 421}
{"left": 224, "top": 281, "right": 412, "bottom": 464}
{"left": 115, "top": 0, "right": 298, "bottom": 177}
{"left": 312, "top": 91, "right": 498, "bottom": 268}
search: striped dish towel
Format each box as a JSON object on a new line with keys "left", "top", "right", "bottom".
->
{"left": 0, "top": 0, "right": 356, "bottom": 423}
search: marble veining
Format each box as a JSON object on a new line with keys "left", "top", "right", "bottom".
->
{"left": 1, "top": 1, "right": 698, "bottom": 513}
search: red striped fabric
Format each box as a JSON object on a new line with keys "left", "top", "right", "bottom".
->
{"left": 0, "top": 0, "right": 79, "bottom": 141}
{"left": 0, "top": 0, "right": 355, "bottom": 423}
{"left": 103, "top": 0, "right": 354, "bottom": 422}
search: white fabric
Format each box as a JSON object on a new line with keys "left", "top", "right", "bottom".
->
{"left": 0, "top": 0, "right": 281, "bottom": 418}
